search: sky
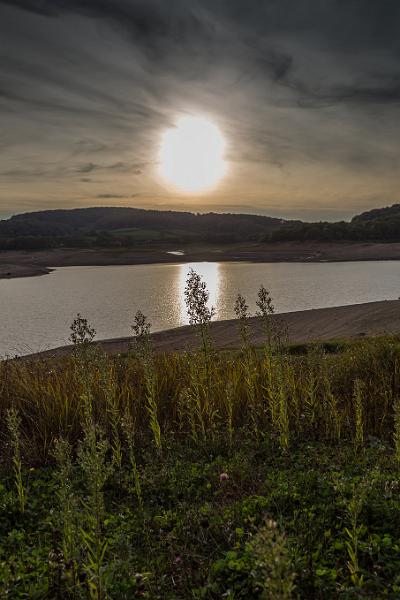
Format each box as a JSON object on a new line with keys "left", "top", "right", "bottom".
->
{"left": 1, "top": 0, "right": 400, "bottom": 222}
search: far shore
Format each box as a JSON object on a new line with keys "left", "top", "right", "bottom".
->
{"left": 19, "top": 299, "right": 400, "bottom": 361}
{"left": 4, "top": 240, "right": 400, "bottom": 280}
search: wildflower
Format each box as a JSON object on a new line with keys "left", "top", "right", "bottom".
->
{"left": 174, "top": 555, "right": 182, "bottom": 565}
{"left": 266, "top": 519, "right": 277, "bottom": 529}
{"left": 220, "top": 472, "right": 229, "bottom": 482}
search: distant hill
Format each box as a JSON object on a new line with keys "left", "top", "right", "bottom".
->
{"left": 2, "top": 204, "right": 400, "bottom": 251}
{"left": 0, "top": 206, "right": 291, "bottom": 250}
{"left": 270, "top": 203, "right": 400, "bottom": 243}
{"left": 352, "top": 203, "right": 400, "bottom": 223}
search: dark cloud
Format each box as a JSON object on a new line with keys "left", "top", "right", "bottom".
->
{"left": 77, "top": 163, "right": 96, "bottom": 174}
{"left": 1, "top": 0, "right": 208, "bottom": 43}
{"left": 73, "top": 140, "right": 107, "bottom": 155}
{"left": 7, "top": 0, "right": 400, "bottom": 106}
{"left": 2, "top": 161, "right": 136, "bottom": 179}
{"left": 2, "top": 167, "right": 47, "bottom": 178}
{"left": 96, "top": 193, "right": 140, "bottom": 199}
{"left": 76, "top": 162, "right": 133, "bottom": 174}
{"left": 1, "top": 0, "right": 400, "bottom": 218}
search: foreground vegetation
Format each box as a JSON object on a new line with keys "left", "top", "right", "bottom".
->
{"left": 1, "top": 272, "right": 400, "bottom": 598}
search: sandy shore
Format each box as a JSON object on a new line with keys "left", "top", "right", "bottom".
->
{"left": 3, "top": 241, "right": 400, "bottom": 279}
{"left": 22, "top": 299, "right": 400, "bottom": 361}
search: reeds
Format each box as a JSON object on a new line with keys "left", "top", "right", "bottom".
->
{"left": 2, "top": 337, "right": 400, "bottom": 458}
{"left": 6, "top": 407, "right": 26, "bottom": 513}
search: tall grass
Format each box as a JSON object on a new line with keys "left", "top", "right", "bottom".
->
{"left": 1, "top": 293, "right": 400, "bottom": 457}
{"left": 131, "top": 310, "right": 162, "bottom": 450}
{"left": 6, "top": 407, "right": 26, "bottom": 513}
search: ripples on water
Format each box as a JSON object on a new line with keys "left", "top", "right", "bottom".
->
{"left": 1, "top": 260, "right": 400, "bottom": 356}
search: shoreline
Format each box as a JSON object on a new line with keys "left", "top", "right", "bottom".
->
{"left": 4, "top": 240, "right": 400, "bottom": 279}
{"left": 20, "top": 299, "right": 400, "bottom": 361}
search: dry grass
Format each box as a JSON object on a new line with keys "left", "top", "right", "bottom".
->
{"left": 0, "top": 333, "right": 399, "bottom": 465}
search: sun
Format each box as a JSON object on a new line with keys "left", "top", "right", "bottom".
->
{"left": 159, "top": 115, "right": 227, "bottom": 193}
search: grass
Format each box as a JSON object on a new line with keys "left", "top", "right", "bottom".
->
{"left": 1, "top": 272, "right": 400, "bottom": 598}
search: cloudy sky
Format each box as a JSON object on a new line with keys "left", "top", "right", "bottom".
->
{"left": 1, "top": 0, "right": 400, "bottom": 221}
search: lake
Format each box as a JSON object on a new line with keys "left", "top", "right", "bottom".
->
{"left": 1, "top": 260, "right": 400, "bottom": 357}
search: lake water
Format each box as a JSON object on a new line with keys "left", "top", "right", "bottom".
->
{"left": 1, "top": 260, "right": 400, "bottom": 357}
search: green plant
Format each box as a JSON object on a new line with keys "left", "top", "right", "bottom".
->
{"left": 235, "top": 293, "right": 251, "bottom": 350}
{"left": 186, "top": 367, "right": 206, "bottom": 442}
{"left": 225, "top": 379, "right": 235, "bottom": 447}
{"left": 251, "top": 518, "right": 296, "bottom": 599}
{"left": 235, "top": 293, "right": 260, "bottom": 436}
{"left": 256, "top": 284, "right": 275, "bottom": 350}
{"left": 321, "top": 360, "right": 342, "bottom": 441}
{"left": 303, "top": 347, "right": 321, "bottom": 434}
{"left": 353, "top": 378, "right": 365, "bottom": 447}
{"left": 132, "top": 310, "right": 162, "bottom": 450}
{"left": 6, "top": 407, "right": 26, "bottom": 513}
{"left": 101, "top": 361, "right": 122, "bottom": 472}
{"left": 393, "top": 396, "right": 400, "bottom": 462}
{"left": 184, "top": 268, "right": 215, "bottom": 377}
{"left": 121, "top": 405, "right": 143, "bottom": 514}
{"left": 278, "top": 359, "right": 290, "bottom": 451}
{"left": 344, "top": 479, "right": 368, "bottom": 589}
{"left": 53, "top": 436, "right": 79, "bottom": 592}
{"left": 69, "top": 313, "right": 96, "bottom": 347}
{"left": 76, "top": 357, "right": 113, "bottom": 600}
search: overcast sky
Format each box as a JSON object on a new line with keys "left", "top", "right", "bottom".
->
{"left": 1, "top": 0, "right": 400, "bottom": 221}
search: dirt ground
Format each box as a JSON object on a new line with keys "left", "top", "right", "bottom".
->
{"left": 23, "top": 299, "right": 400, "bottom": 360}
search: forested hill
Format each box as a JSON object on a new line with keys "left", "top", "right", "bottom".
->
{"left": 0, "top": 207, "right": 290, "bottom": 250}
{"left": 270, "top": 203, "right": 400, "bottom": 243}
{"left": 2, "top": 204, "right": 400, "bottom": 250}
{"left": 352, "top": 204, "right": 400, "bottom": 224}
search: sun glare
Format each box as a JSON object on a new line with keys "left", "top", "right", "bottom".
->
{"left": 159, "top": 115, "right": 227, "bottom": 193}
